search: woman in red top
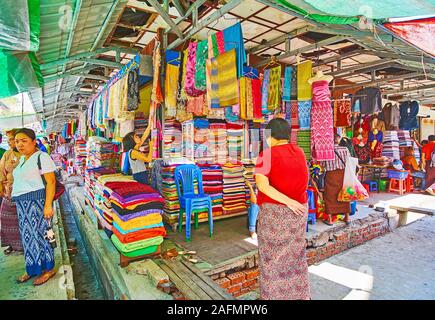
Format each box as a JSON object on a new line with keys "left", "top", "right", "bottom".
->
{"left": 255, "top": 118, "right": 310, "bottom": 300}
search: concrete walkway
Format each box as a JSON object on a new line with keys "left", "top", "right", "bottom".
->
{"left": 309, "top": 216, "right": 435, "bottom": 300}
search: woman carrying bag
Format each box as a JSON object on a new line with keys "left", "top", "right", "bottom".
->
{"left": 12, "top": 128, "right": 57, "bottom": 286}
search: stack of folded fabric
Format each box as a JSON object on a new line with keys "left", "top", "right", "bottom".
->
{"left": 198, "top": 164, "right": 223, "bottom": 217}
{"left": 397, "top": 130, "right": 413, "bottom": 147}
{"left": 209, "top": 121, "right": 228, "bottom": 164}
{"left": 182, "top": 120, "right": 195, "bottom": 160}
{"left": 134, "top": 115, "right": 148, "bottom": 135}
{"left": 194, "top": 118, "right": 212, "bottom": 163}
{"left": 74, "top": 139, "right": 87, "bottom": 176}
{"left": 297, "top": 130, "right": 311, "bottom": 160}
{"left": 413, "top": 141, "right": 421, "bottom": 165}
{"left": 222, "top": 163, "right": 247, "bottom": 215}
{"left": 86, "top": 137, "right": 118, "bottom": 169}
{"left": 372, "top": 156, "right": 392, "bottom": 167}
{"left": 161, "top": 164, "right": 180, "bottom": 222}
{"left": 242, "top": 160, "right": 256, "bottom": 205}
{"left": 227, "top": 122, "right": 244, "bottom": 164}
{"left": 109, "top": 182, "right": 166, "bottom": 258}
{"left": 247, "top": 122, "right": 261, "bottom": 159}
{"left": 382, "top": 131, "right": 400, "bottom": 160}
{"left": 164, "top": 119, "right": 182, "bottom": 158}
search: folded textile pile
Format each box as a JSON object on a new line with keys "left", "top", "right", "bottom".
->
{"left": 74, "top": 139, "right": 87, "bottom": 176}
{"left": 198, "top": 164, "right": 223, "bottom": 216}
{"left": 134, "top": 116, "right": 148, "bottom": 133}
{"left": 242, "top": 160, "right": 256, "bottom": 205}
{"left": 194, "top": 118, "right": 213, "bottom": 163}
{"left": 109, "top": 181, "right": 166, "bottom": 258}
{"left": 86, "top": 137, "right": 118, "bottom": 169}
{"left": 397, "top": 130, "right": 413, "bottom": 147}
{"left": 297, "top": 130, "right": 311, "bottom": 160}
{"left": 372, "top": 156, "right": 392, "bottom": 166}
{"left": 227, "top": 122, "right": 244, "bottom": 164}
{"left": 209, "top": 121, "right": 228, "bottom": 164}
{"left": 222, "top": 163, "right": 247, "bottom": 215}
{"left": 382, "top": 131, "right": 400, "bottom": 160}
{"left": 164, "top": 119, "right": 182, "bottom": 158}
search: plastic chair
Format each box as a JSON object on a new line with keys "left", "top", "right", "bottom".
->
{"left": 306, "top": 188, "right": 317, "bottom": 231}
{"left": 174, "top": 164, "right": 213, "bottom": 242}
{"left": 350, "top": 201, "right": 357, "bottom": 216}
{"left": 405, "top": 170, "right": 414, "bottom": 193}
{"left": 389, "top": 178, "right": 407, "bottom": 195}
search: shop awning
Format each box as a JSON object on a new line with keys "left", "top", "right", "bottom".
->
{"left": 383, "top": 17, "right": 435, "bottom": 57}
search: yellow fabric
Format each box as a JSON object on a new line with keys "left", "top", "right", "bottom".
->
{"left": 97, "top": 174, "right": 134, "bottom": 185}
{"left": 180, "top": 49, "right": 188, "bottom": 101}
{"left": 136, "top": 85, "right": 151, "bottom": 117}
{"left": 240, "top": 77, "right": 247, "bottom": 119}
{"left": 268, "top": 66, "right": 281, "bottom": 110}
{"left": 109, "top": 80, "right": 120, "bottom": 120}
{"left": 112, "top": 213, "right": 163, "bottom": 230}
{"left": 217, "top": 49, "right": 238, "bottom": 106}
{"left": 164, "top": 64, "right": 179, "bottom": 114}
{"left": 246, "top": 78, "right": 254, "bottom": 120}
{"left": 297, "top": 60, "right": 313, "bottom": 100}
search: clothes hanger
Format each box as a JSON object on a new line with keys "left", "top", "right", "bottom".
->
{"left": 263, "top": 56, "right": 280, "bottom": 70}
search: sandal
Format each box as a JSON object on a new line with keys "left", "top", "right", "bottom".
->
{"left": 16, "top": 273, "right": 32, "bottom": 284}
{"left": 4, "top": 246, "right": 13, "bottom": 255}
{"left": 33, "top": 270, "right": 56, "bottom": 286}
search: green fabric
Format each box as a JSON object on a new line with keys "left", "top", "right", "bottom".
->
{"left": 275, "top": 0, "right": 364, "bottom": 24}
{"left": 303, "top": 0, "right": 435, "bottom": 19}
{"left": 211, "top": 34, "right": 219, "bottom": 57}
{"left": 0, "top": 50, "right": 44, "bottom": 99}
{"left": 111, "top": 234, "right": 164, "bottom": 253}
{"left": 0, "top": 0, "right": 40, "bottom": 51}
{"left": 118, "top": 245, "right": 160, "bottom": 258}
{"left": 194, "top": 40, "right": 208, "bottom": 91}
{"left": 0, "top": 148, "right": 6, "bottom": 161}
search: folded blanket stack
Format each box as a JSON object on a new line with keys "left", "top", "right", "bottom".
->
{"left": 209, "top": 122, "right": 228, "bottom": 164}
{"left": 194, "top": 119, "right": 213, "bottom": 163}
{"left": 109, "top": 182, "right": 166, "bottom": 258}
{"left": 222, "top": 163, "right": 247, "bottom": 215}
{"left": 382, "top": 131, "right": 400, "bottom": 160}
{"left": 74, "top": 139, "right": 87, "bottom": 175}
{"left": 86, "top": 137, "right": 118, "bottom": 169}
{"left": 242, "top": 160, "right": 256, "bottom": 205}
{"left": 227, "top": 122, "right": 244, "bottom": 164}
{"left": 164, "top": 119, "right": 182, "bottom": 158}
{"left": 198, "top": 164, "right": 223, "bottom": 217}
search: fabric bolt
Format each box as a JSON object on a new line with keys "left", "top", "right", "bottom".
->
{"left": 195, "top": 40, "right": 208, "bottom": 91}
{"left": 223, "top": 22, "right": 246, "bottom": 78}
{"left": 268, "top": 66, "right": 282, "bottom": 111}
{"left": 258, "top": 203, "right": 310, "bottom": 300}
{"left": 216, "top": 49, "right": 239, "bottom": 106}
{"left": 282, "top": 66, "right": 293, "bottom": 101}
{"left": 261, "top": 69, "right": 271, "bottom": 115}
{"left": 13, "top": 189, "right": 55, "bottom": 277}
{"left": 334, "top": 99, "right": 351, "bottom": 127}
{"left": 310, "top": 80, "right": 334, "bottom": 161}
{"left": 297, "top": 61, "right": 312, "bottom": 100}
{"left": 127, "top": 67, "right": 139, "bottom": 111}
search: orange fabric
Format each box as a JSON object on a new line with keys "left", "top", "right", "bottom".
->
{"left": 112, "top": 226, "right": 167, "bottom": 244}
{"left": 401, "top": 156, "right": 419, "bottom": 171}
{"left": 422, "top": 142, "right": 435, "bottom": 161}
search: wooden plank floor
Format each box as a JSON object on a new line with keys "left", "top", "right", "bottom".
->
{"left": 156, "top": 259, "right": 234, "bottom": 300}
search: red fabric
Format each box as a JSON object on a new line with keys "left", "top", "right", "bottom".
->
{"left": 111, "top": 198, "right": 165, "bottom": 208}
{"left": 112, "top": 227, "right": 167, "bottom": 244}
{"left": 384, "top": 18, "right": 435, "bottom": 57}
{"left": 252, "top": 79, "right": 262, "bottom": 119}
{"left": 422, "top": 142, "right": 435, "bottom": 161}
{"left": 255, "top": 144, "right": 308, "bottom": 205}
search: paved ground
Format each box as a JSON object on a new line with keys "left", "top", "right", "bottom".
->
{"left": 309, "top": 216, "right": 435, "bottom": 300}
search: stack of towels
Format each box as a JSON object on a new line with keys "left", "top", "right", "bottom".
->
{"left": 227, "top": 122, "right": 244, "bottom": 163}
{"left": 222, "top": 163, "right": 247, "bottom": 215}
{"left": 198, "top": 164, "right": 223, "bottom": 217}
{"left": 382, "top": 131, "right": 400, "bottom": 160}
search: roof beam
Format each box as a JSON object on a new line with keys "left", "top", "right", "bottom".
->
{"left": 384, "top": 84, "right": 435, "bottom": 96}
{"left": 337, "top": 72, "right": 429, "bottom": 90}
{"left": 82, "top": 58, "right": 123, "bottom": 69}
{"left": 253, "top": 35, "right": 347, "bottom": 68}
{"left": 172, "top": 0, "right": 186, "bottom": 16}
{"left": 247, "top": 25, "right": 314, "bottom": 54}
{"left": 147, "top": 0, "right": 184, "bottom": 38}
{"left": 360, "top": 50, "right": 435, "bottom": 66}
{"left": 167, "top": 0, "right": 243, "bottom": 50}
{"left": 32, "top": 90, "right": 93, "bottom": 103}
{"left": 327, "top": 59, "right": 397, "bottom": 77}
{"left": 166, "top": 0, "right": 208, "bottom": 33}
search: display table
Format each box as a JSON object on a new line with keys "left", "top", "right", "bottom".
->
{"left": 359, "top": 164, "right": 390, "bottom": 192}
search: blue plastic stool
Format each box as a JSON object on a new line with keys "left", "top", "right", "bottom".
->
{"left": 369, "top": 180, "right": 378, "bottom": 192}
{"left": 175, "top": 164, "right": 213, "bottom": 242}
{"left": 306, "top": 189, "right": 317, "bottom": 231}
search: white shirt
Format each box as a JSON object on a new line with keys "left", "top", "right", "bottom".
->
{"left": 12, "top": 151, "right": 56, "bottom": 197}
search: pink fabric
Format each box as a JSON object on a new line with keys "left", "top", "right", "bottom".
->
{"left": 311, "top": 80, "right": 334, "bottom": 161}
{"left": 185, "top": 42, "right": 205, "bottom": 97}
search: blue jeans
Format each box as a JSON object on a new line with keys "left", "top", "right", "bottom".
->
{"left": 411, "top": 171, "right": 426, "bottom": 189}
{"left": 248, "top": 204, "right": 260, "bottom": 233}
{"left": 133, "top": 171, "right": 149, "bottom": 185}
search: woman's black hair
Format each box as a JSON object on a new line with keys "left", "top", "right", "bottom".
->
{"left": 122, "top": 132, "right": 136, "bottom": 152}
{"left": 15, "top": 128, "right": 36, "bottom": 141}
{"left": 265, "top": 118, "right": 290, "bottom": 141}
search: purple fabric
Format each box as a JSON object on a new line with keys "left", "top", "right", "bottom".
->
{"left": 112, "top": 208, "right": 163, "bottom": 222}
{"left": 111, "top": 192, "right": 161, "bottom": 203}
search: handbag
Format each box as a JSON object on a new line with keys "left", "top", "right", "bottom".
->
{"left": 37, "top": 153, "right": 65, "bottom": 200}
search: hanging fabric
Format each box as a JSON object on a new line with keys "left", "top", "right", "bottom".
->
{"left": 127, "top": 67, "right": 139, "bottom": 111}
{"left": 268, "top": 66, "right": 282, "bottom": 111}
{"left": 180, "top": 49, "right": 189, "bottom": 101}
{"left": 334, "top": 99, "right": 351, "bottom": 127}
{"left": 261, "top": 69, "right": 271, "bottom": 115}
{"left": 223, "top": 22, "right": 246, "bottom": 78}
{"left": 185, "top": 42, "right": 205, "bottom": 97}
{"left": 216, "top": 49, "right": 238, "bottom": 106}
{"left": 252, "top": 78, "right": 262, "bottom": 120}
{"left": 290, "top": 100, "right": 299, "bottom": 129}
{"left": 194, "top": 40, "right": 208, "bottom": 91}
{"left": 165, "top": 63, "right": 180, "bottom": 118}
{"left": 282, "top": 66, "right": 293, "bottom": 102}
{"left": 297, "top": 100, "right": 312, "bottom": 129}
{"left": 239, "top": 77, "right": 247, "bottom": 119}
{"left": 206, "top": 57, "right": 220, "bottom": 108}
{"left": 297, "top": 60, "right": 313, "bottom": 100}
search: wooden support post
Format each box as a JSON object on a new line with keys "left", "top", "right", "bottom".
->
{"left": 397, "top": 210, "right": 408, "bottom": 227}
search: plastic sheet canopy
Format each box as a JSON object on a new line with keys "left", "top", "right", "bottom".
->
{"left": 0, "top": 0, "right": 40, "bottom": 52}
